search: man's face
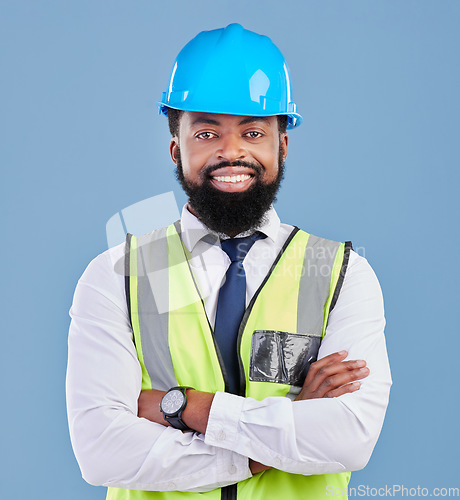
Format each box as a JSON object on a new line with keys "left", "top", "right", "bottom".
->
{"left": 170, "top": 112, "right": 288, "bottom": 236}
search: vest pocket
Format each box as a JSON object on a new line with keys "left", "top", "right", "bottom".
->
{"left": 249, "top": 330, "right": 322, "bottom": 386}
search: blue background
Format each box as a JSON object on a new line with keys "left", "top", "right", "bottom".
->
{"left": 2, "top": 1, "right": 459, "bottom": 498}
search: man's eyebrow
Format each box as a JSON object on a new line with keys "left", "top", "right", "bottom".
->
{"left": 191, "top": 117, "right": 221, "bottom": 126}
{"left": 238, "top": 116, "right": 270, "bottom": 125}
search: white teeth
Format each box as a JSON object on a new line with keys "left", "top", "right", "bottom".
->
{"left": 213, "top": 174, "right": 251, "bottom": 183}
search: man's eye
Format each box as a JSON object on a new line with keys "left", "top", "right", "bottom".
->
{"left": 246, "top": 131, "right": 262, "bottom": 139}
{"left": 196, "top": 132, "right": 215, "bottom": 139}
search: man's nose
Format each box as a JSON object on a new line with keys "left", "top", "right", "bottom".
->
{"left": 215, "top": 133, "right": 247, "bottom": 162}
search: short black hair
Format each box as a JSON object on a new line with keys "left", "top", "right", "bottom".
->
{"left": 167, "top": 108, "right": 183, "bottom": 137}
{"left": 167, "top": 108, "right": 288, "bottom": 137}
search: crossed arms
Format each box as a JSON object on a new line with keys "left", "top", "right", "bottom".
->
{"left": 138, "top": 350, "right": 371, "bottom": 474}
{"left": 66, "top": 246, "right": 391, "bottom": 491}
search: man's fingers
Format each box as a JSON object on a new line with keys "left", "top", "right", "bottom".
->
{"left": 296, "top": 351, "right": 370, "bottom": 401}
{"left": 315, "top": 366, "right": 370, "bottom": 398}
{"left": 303, "top": 351, "right": 348, "bottom": 385}
{"left": 305, "top": 358, "right": 367, "bottom": 394}
{"left": 308, "top": 351, "right": 348, "bottom": 373}
{"left": 324, "top": 381, "right": 362, "bottom": 399}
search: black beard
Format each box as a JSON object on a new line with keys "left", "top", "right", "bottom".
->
{"left": 175, "top": 147, "right": 285, "bottom": 236}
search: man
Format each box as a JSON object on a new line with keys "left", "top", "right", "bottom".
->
{"left": 66, "top": 24, "right": 391, "bottom": 500}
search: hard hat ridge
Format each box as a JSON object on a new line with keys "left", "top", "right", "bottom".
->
{"left": 158, "top": 23, "right": 302, "bottom": 129}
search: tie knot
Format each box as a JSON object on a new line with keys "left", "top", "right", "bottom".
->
{"left": 221, "top": 233, "right": 265, "bottom": 263}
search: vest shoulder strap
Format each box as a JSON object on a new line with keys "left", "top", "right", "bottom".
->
{"left": 329, "top": 240, "right": 353, "bottom": 313}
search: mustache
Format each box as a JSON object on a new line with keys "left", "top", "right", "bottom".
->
{"left": 202, "top": 161, "right": 264, "bottom": 177}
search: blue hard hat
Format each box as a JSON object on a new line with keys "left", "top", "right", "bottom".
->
{"left": 158, "top": 23, "right": 302, "bottom": 129}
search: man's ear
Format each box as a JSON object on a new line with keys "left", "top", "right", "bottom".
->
{"left": 169, "top": 137, "right": 179, "bottom": 165}
{"left": 280, "top": 133, "right": 289, "bottom": 163}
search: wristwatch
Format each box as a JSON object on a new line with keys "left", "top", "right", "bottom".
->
{"left": 160, "top": 386, "right": 194, "bottom": 431}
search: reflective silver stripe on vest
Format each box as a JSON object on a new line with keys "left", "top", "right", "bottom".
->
{"left": 133, "top": 227, "right": 178, "bottom": 390}
{"left": 281, "top": 234, "right": 341, "bottom": 400}
{"left": 297, "top": 234, "right": 341, "bottom": 336}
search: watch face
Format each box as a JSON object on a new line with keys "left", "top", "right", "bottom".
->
{"left": 161, "top": 389, "right": 185, "bottom": 415}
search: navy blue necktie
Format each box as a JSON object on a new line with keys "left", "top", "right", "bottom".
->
{"left": 214, "top": 233, "right": 265, "bottom": 394}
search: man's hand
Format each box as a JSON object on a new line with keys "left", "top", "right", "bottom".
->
{"left": 250, "top": 351, "right": 370, "bottom": 474}
{"left": 296, "top": 350, "right": 369, "bottom": 401}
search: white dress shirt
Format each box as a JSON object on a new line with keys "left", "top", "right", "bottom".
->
{"left": 66, "top": 205, "right": 391, "bottom": 492}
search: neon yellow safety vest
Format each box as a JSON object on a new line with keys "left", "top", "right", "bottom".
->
{"left": 108, "top": 223, "right": 352, "bottom": 500}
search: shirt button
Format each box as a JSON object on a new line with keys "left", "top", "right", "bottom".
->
{"left": 167, "top": 482, "right": 176, "bottom": 490}
{"left": 218, "top": 430, "right": 226, "bottom": 441}
{"left": 229, "top": 465, "right": 237, "bottom": 475}
{"left": 274, "top": 457, "right": 282, "bottom": 467}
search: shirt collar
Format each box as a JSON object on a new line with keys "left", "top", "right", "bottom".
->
{"left": 180, "top": 204, "right": 280, "bottom": 253}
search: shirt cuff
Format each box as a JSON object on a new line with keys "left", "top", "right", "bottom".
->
{"left": 154, "top": 434, "right": 252, "bottom": 492}
{"left": 205, "top": 391, "right": 245, "bottom": 451}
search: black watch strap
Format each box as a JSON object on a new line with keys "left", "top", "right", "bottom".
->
{"left": 164, "top": 414, "right": 191, "bottom": 431}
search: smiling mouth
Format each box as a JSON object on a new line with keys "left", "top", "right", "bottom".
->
{"left": 212, "top": 174, "right": 252, "bottom": 184}
{"left": 208, "top": 167, "right": 257, "bottom": 192}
